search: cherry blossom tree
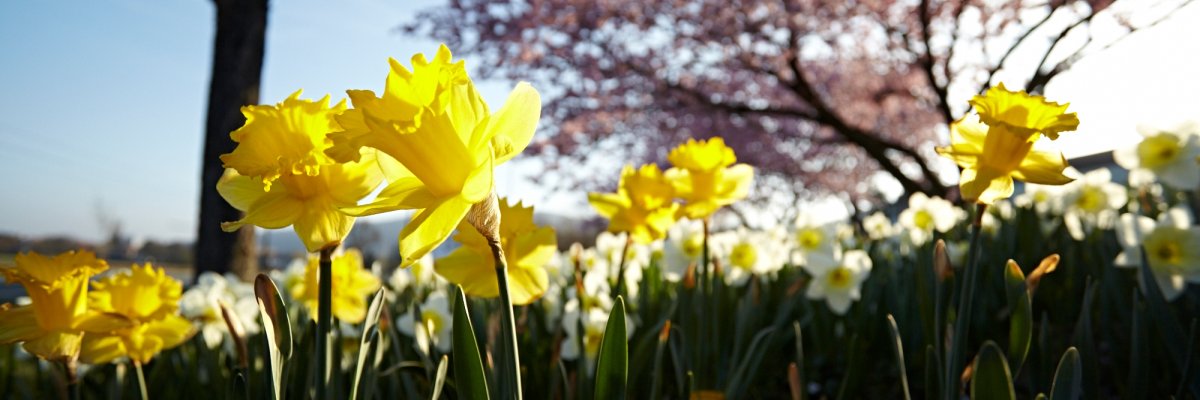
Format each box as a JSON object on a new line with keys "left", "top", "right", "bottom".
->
{"left": 406, "top": 0, "right": 1192, "bottom": 204}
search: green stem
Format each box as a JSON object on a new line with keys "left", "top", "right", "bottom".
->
{"left": 944, "top": 204, "right": 986, "bottom": 400}
{"left": 316, "top": 246, "right": 335, "bottom": 399}
{"left": 701, "top": 217, "right": 712, "bottom": 384}
{"left": 490, "top": 237, "right": 524, "bottom": 400}
{"left": 613, "top": 235, "right": 633, "bottom": 300}
{"left": 134, "top": 361, "right": 149, "bottom": 400}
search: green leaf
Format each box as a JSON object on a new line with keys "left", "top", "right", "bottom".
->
{"left": 1127, "top": 292, "right": 1147, "bottom": 398}
{"left": 430, "top": 355, "right": 449, "bottom": 400}
{"left": 924, "top": 345, "right": 940, "bottom": 400}
{"left": 350, "top": 288, "right": 387, "bottom": 400}
{"left": 726, "top": 326, "right": 778, "bottom": 399}
{"left": 1049, "top": 347, "right": 1080, "bottom": 400}
{"left": 970, "top": 341, "right": 1015, "bottom": 400}
{"left": 793, "top": 321, "right": 806, "bottom": 400}
{"left": 254, "top": 274, "right": 293, "bottom": 400}
{"left": 886, "top": 315, "right": 912, "bottom": 400}
{"left": 451, "top": 286, "right": 490, "bottom": 400}
{"left": 1008, "top": 290, "right": 1033, "bottom": 376}
{"left": 594, "top": 296, "right": 628, "bottom": 400}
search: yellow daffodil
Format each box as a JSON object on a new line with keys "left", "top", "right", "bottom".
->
{"left": 589, "top": 164, "right": 681, "bottom": 244}
{"left": 0, "top": 251, "right": 115, "bottom": 362}
{"left": 665, "top": 137, "right": 754, "bottom": 218}
{"left": 288, "top": 249, "right": 381, "bottom": 323}
{"left": 936, "top": 83, "right": 1079, "bottom": 204}
{"left": 435, "top": 198, "right": 556, "bottom": 304}
{"left": 218, "top": 91, "right": 384, "bottom": 252}
{"left": 80, "top": 264, "right": 193, "bottom": 365}
{"left": 324, "top": 44, "right": 541, "bottom": 266}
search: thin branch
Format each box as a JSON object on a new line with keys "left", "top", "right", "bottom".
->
{"left": 919, "top": 0, "right": 954, "bottom": 123}
{"left": 983, "top": 4, "right": 1058, "bottom": 91}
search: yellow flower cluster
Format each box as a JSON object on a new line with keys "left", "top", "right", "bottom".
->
{"left": 0, "top": 251, "right": 191, "bottom": 365}
{"left": 589, "top": 137, "right": 754, "bottom": 243}
{"left": 435, "top": 198, "right": 557, "bottom": 304}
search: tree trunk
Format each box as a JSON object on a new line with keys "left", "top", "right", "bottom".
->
{"left": 195, "top": 0, "right": 268, "bottom": 282}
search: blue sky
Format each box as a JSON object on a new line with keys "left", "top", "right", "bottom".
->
{"left": 1, "top": 1, "right": 1198, "bottom": 242}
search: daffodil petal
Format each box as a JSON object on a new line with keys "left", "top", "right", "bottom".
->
{"left": 959, "top": 167, "right": 1014, "bottom": 205}
{"left": 1012, "top": 149, "right": 1073, "bottom": 185}
{"left": 79, "top": 333, "right": 125, "bottom": 364}
{"left": 0, "top": 305, "right": 45, "bottom": 344}
{"left": 434, "top": 248, "right": 499, "bottom": 298}
{"left": 588, "top": 193, "right": 629, "bottom": 219}
{"left": 399, "top": 196, "right": 473, "bottom": 267}
{"left": 485, "top": 82, "right": 541, "bottom": 164}
{"left": 342, "top": 177, "right": 439, "bottom": 217}
{"left": 216, "top": 169, "right": 268, "bottom": 211}
{"left": 461, "top": 152, "right": 494, "bottom": 204}
{"left": 24, "top": 330, "right": 83, "bottom": 361}
{"left": 221, "top": 190, "right": 303, "bottom": 231}
{"left": 293, "top": 201, "right": 355, "bottom": 252}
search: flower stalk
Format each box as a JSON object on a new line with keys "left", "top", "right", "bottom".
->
{"left": 612, "top": 235, "right": 633, "bottom": 300}
{"left": 133, "top": 360, "right": 148, "bottom": 400}
{"left": 944, "top": 204, "right": 986, "bottom": 400}
{"left": 316, "top": 246, "right": 335, "bottom": 398}
{"left": 470, "top": 194, "right": 523, "bottom": 400}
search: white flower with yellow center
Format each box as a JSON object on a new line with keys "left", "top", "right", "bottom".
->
{"left": 1014, "top": 183, "right": 1065, "bottom": 216}
{"left": 803, "top": 250, "right": 872, "bottom": 315}
{"left": 179, "top": 272, "right": 261, "bottom": 350}
{"left": 1062, "top": 168, "right": 1127, "bottom": 240}
{"left": 663, "top": 218, "right": 707, "bottom": 281}
{"left": 862, "top": 212, "right": 894, "bottom": 240}
{"left": 398, "top": 290, "right": 453, "bottom": 354}
{"left": 792, "top": 213, "right": 840, "bottom": 269}
{"left": 898, "top": 193, "right": 963, "bottom": 247}
{"left": 387, "top": 253, "right": 442, "bottom": 294}
{"left": 716, "top": 228, "right": 788, "bottom": 287}
{"left": 1114, "top": 207, "right": 1200, "bottom": 301}
{"left": 1115, "top": 122, "right": 1200, "bottom": 190}
{"left": 591, "top": 232, "right": 648, "bottom": 300}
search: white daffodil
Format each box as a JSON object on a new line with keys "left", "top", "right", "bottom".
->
{"left": 179, "top": 272, "right": 261, "bottom": 350}
{"left": 1114, "top": 207, "right": 1200, "bottom": 301}
{"left": 898, "top": 193, "right": 963, "bottom": 247}
{"left": 716, "top": 228, "right": 789, "bottom": 287}
{"left": 980, "top": 200, "right": 1015, "bottom": 236}
{"left": 792, "top": 212, "right": 840, "bottom": 269}
{"left": 1062, "top": 168, "right": 1128, "bottom": 240}
{"left": 398, "top": 290, "right": 453, "bottom": 354}
{"left": 803, "top": 249, "right": 872, "bottom": 315}
{"left": 388, "top": 253, "right": 443, "bottom": 294}
{"left": 663, "top": 218, "right": 707, "bottom": 282}
{"left": 1115, "top": 122, "right": 1200, "bottom": 190}
{"left": 862, "top": 212, "right": 894, "bottom": 241}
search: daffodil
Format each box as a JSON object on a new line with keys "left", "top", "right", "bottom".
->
{"left": 803, "top": 249, "right": 873, "bottom": 315}
{"left": 217, "top": 91, "right": 384, "bottom": 252}
{"left": 324, "top": 44, "right": 541, "bottom": 266}
{"left": 434, "top": 198, "right": 556, "bottom": 304}
{"left": 288, "top": 249, "right": 382, "bottom": 323}
{"left": 665, "top": 137, "right": 754, "bottom": 218}
{"left": 0, "top": 251, "right": 113, "bottom": 362}
{"left": 179, "top": 272, "right": 260, "bottom": 350}
{"left": 79, "top": 264, "right": 193, "bottom": 365}
{"left": 663, "top": 218, "right": 707, "bottom": 281}
{"left": 1061, "top": 168, "right": 1126, "bottom": 240}
{"left": 1114, "top": 207, "right": 1200, "bottom": 301}
{"left": 792, "top": 213, "right": 841, "bottom": 268}
{"left": 937, "top": 83, "right": 1079, "bottom": 204}
{"left": 397, "top": 290, "right": 453, "bottom": 354}
{"left": 589, "top": 164, "right": 681, "bottom": 244}
{"left": 1114, "top": 122, "right": 1200, "bottom": 190}
{"left": 715, "top": 228, "right": 789, "bottom": 287}
{"left": 897, "top": 193, "right": 963, "bottom": 247}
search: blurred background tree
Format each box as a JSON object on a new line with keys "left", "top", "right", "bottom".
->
{"left": 406, "top": 0, "right": 1192, "bottom": 208}
{"left": 195, "top": 0, "right": 268, "bottom": 280}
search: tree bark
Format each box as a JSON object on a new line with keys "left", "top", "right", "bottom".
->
{"left": 195, "top": 0, "right": 268, "bottom": 282}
